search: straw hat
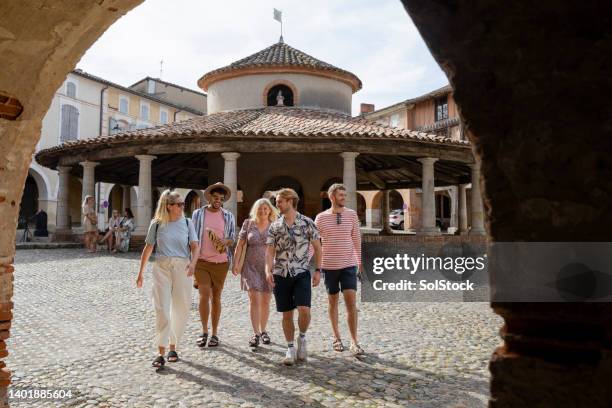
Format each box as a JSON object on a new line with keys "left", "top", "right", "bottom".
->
{"left": 204, "top": 182, "right": 231, "bottom": 201}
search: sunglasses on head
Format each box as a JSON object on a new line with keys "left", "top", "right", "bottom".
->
{"left": 170, "top": 202, "right": 185, "bottom": 208}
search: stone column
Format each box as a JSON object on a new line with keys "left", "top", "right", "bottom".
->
{"left": 417, "top": 157, "right": 438, "bottom": 235}
{"left": 380, "top": 189, "right": 393, "bottom": 235}
{"left": 221, "top": 152, "right": 240, "bottom": 218}
{"left": 56, "top": 166, "right": 72, "bottom": 231}
{"left": 458, "top": 184, "right": 469, "bottom": 235}
{"left": 79, "top": 161, "right": 98, "bottom": 202}
{"left": 340, "top": 152, "right": 359, "bottom": 210}
{"left": 449, "top": 186, "right": 458, "bottom": 234}
{"left": 469, "top": 163, "right": 486, "bottom": 235}
{"left": 122, "top": 185, "right": 131, "bottom": 211}
{"left": 135, "top": 155, "right": 156, "bottom": 235}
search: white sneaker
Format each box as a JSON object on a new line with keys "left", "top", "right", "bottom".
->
{"left": 282, "top": 346, "right": 296, "bottom": 366}
{"left": 297, "top": 336, "right": 308, "bottom": 361}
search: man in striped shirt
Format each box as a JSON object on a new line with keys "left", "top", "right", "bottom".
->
{"left": 314, "top": 183, "right": 364, "bottom": 355}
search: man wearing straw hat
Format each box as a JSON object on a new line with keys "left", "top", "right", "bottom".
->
{"left": 191, "top": 182, "right": 236, "bottom": 348}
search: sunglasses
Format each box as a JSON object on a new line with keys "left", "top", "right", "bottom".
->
{"left": 170, "top": 202, "right": 185, "bottom": 208}
{"left": 336, "top": 212, "right": 342, "bottom": 225}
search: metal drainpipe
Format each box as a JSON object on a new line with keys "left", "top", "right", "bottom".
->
{"left": 173, "top": 109, "right": 182, "bottom": 122}
{"left": 96, "top": 86, "right": 108, "bottom": 219}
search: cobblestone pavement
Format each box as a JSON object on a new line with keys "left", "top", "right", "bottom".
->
{"left": 7, "top": 250, "right": 502, "bottom": 407}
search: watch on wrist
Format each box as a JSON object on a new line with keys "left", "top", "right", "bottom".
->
{"left": 315, "top": 268, "right": 322, "bottom": 273}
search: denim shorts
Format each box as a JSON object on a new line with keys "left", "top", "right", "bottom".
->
{"left": 323, "top": 265, "right": 358, "bottom": 295}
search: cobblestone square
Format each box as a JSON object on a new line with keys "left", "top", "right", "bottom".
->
{"left": 7, "top": 250, "right": 502, "bottom": 407}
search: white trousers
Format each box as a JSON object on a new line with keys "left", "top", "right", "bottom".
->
{"left": 152, "top": 257, "right": 193, "bottom": 348}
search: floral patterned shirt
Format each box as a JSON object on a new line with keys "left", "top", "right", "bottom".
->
{"left": 266, "top": 212, "right": 320, "bottom": 277}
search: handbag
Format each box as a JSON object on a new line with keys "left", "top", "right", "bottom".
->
{"left": 235, "top": 220, "right": 250, "bottom": 273}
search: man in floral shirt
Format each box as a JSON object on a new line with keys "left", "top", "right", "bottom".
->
{"left": 265, "top": 188, "right": 322, "bottom": 366}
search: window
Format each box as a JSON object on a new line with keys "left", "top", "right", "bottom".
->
{"left": 266, "top": 84, "right": 294, "bottom": 107}
{"left": 160, "top": 110, "right": 168, "bottom": 125}
{"left": 389, "top": 113, "right": 400, "bottom": 128}
{"left": 435, "top": 96, "right": 448, "bottom": 122}
{"left": 66, "top": 82, "right": 77, "bottom": 98}
{"left": 60, "top": 104, "right": 79, "bottom": 142}
{"left": 140, "top": 102, "right": 149, "bottom": 120}
{"left": 119, "top": 96, "right": 129, "bottom": 114}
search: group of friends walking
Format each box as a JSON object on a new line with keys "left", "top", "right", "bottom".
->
{"left": 136, "top": 182, "right": 364, "bottom": 369}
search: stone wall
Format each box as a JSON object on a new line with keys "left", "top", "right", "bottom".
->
{"left": 0, "top": 1, "right": 143, "bottom": 405}
{"left": 401, "top": 1, "right": 612, "bottom": 406}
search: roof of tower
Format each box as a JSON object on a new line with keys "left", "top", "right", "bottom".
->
{"left": 198, "top": 41, "right": 362, "bottom": 93}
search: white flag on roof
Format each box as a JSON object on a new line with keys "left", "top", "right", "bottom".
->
{"left": 273, "top": 8, "right": 282, "bottom": 23}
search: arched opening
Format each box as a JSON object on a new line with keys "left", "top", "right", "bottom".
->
{"left": 184, "top": 190, "right": 201, "bottom": 217}
{"left": 107, "top": 184, "right": 124, "bottom": 221}
{"left": 266, "top": 84, "right": 294, "bottom": 107}
{"left": 435, "top": 190, "right": 451, "bottom": 231}
{"left": 389, "top": 190, "right": 405, "bottom": 230}
{"left": 320, "top": 177, "right": 343, "bottom": 211}
{"left": 18, "top": 176, "right": 38, "bottom": 228}
{"left": 356, "top": 192, "right": 366, "bottom": 226}
{"left": 6, "top": 2, "right": 610, "bottom": 407}
{"left": 262, "top": 176, "right": 304, "bottom": 214}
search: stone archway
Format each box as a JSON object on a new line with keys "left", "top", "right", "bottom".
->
{"left": 320, "top": 177, "right": 343, "bottom": 212}
{"left": 262, "top": 176, "right": 305, "bottom": 215}
{"left": 184, "top": 189, "right": 203, "bottom": 218}
{"left": 0, "top": 2, "right": 610, "bottom": 406}
{"left": 17, "top": 176, "right": 38, "bottom": 228}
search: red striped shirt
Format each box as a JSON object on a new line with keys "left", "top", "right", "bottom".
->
{"left": 314, "top": 208, "right": 362, "bottom": 270}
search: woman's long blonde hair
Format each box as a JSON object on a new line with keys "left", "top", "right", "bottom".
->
{"left": 249, "top": 198, "right": 279, "bottom": 223}
{"left": 153, "top": 190, "right": 183, "bottom": 225}
{"left": 82, "top": 195, "right": 94, "bottom": 209}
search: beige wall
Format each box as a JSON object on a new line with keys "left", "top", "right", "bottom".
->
{"left": 207, "top": 73, "right": 353, "bottom": 114}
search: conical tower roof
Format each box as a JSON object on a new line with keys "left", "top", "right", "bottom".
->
{"left": 198, "top": 41, "right": 362, "bottom": 92}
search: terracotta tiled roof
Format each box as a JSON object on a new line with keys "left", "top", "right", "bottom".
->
{"left": 35, "top": 107, "right": 469, "bottom": 166}
{"left": 198, "top": 42, "right": 362, "bottom": 92}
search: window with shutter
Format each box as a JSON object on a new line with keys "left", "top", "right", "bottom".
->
{"left": 66, "top": 82, "right": 77, "bottom": 98}
{"left": 60, "top": 105, "right": 79, "bottom": 142}
{"left": 140, "top": 103, "right": 149, "bottom": 120}
{"left": 160, "top": 110, "right": 168, "bottom": 124}
{"left": 119, "top": 97, "right": 129, "bottom": 114}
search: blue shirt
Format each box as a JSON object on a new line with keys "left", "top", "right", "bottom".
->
{"left": 145, "top": 217, "right": 198, "bottom": 259}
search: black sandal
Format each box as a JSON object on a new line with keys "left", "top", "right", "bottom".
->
{"left": 196, "top": 333, "right": 208, "bottom": 348}
{"left": 208, "top": 335, "right": 219, "bottom": 347}
{"left": 167, "top": 350, "right": 179, "bottom": 362}
{"left": 249, "top": 334, "right": 260, "bottom": 348}
{"left": 333, "top": 338, "right": 345, "bottom": 352}
{"left": 261, "top": 331, "right": 270, "bottom": 345}
{"left": 152, "top": 355, "right": 165, "bottom": 368}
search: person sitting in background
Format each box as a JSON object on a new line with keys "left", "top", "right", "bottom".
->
{"left": 115, "top": 208, "right": 135, "bottom": 253}
{"left": 100, "top": 210, "right": 121, "bottom": 252}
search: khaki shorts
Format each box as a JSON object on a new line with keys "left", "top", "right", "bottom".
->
{"left": 195, "top": 260, "right": 229, "bottom": 290}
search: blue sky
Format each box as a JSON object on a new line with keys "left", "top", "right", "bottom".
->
{"left": 77, "top": 0, "right": 449, "bottom": 115}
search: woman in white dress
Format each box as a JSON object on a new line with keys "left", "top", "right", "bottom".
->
{"left": 82, "top": 195, "right": 98, "bottom": 253}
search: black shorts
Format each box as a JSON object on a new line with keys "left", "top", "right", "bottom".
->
{"left": 323, "top": 266, "right": 358, "bottom": 295}
{"left": 273, "top": 272, "right": 311, "bottom": 312}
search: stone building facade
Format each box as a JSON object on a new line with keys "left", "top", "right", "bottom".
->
{"left": 20, "top": 70, "right": 205, "bottom": 239}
